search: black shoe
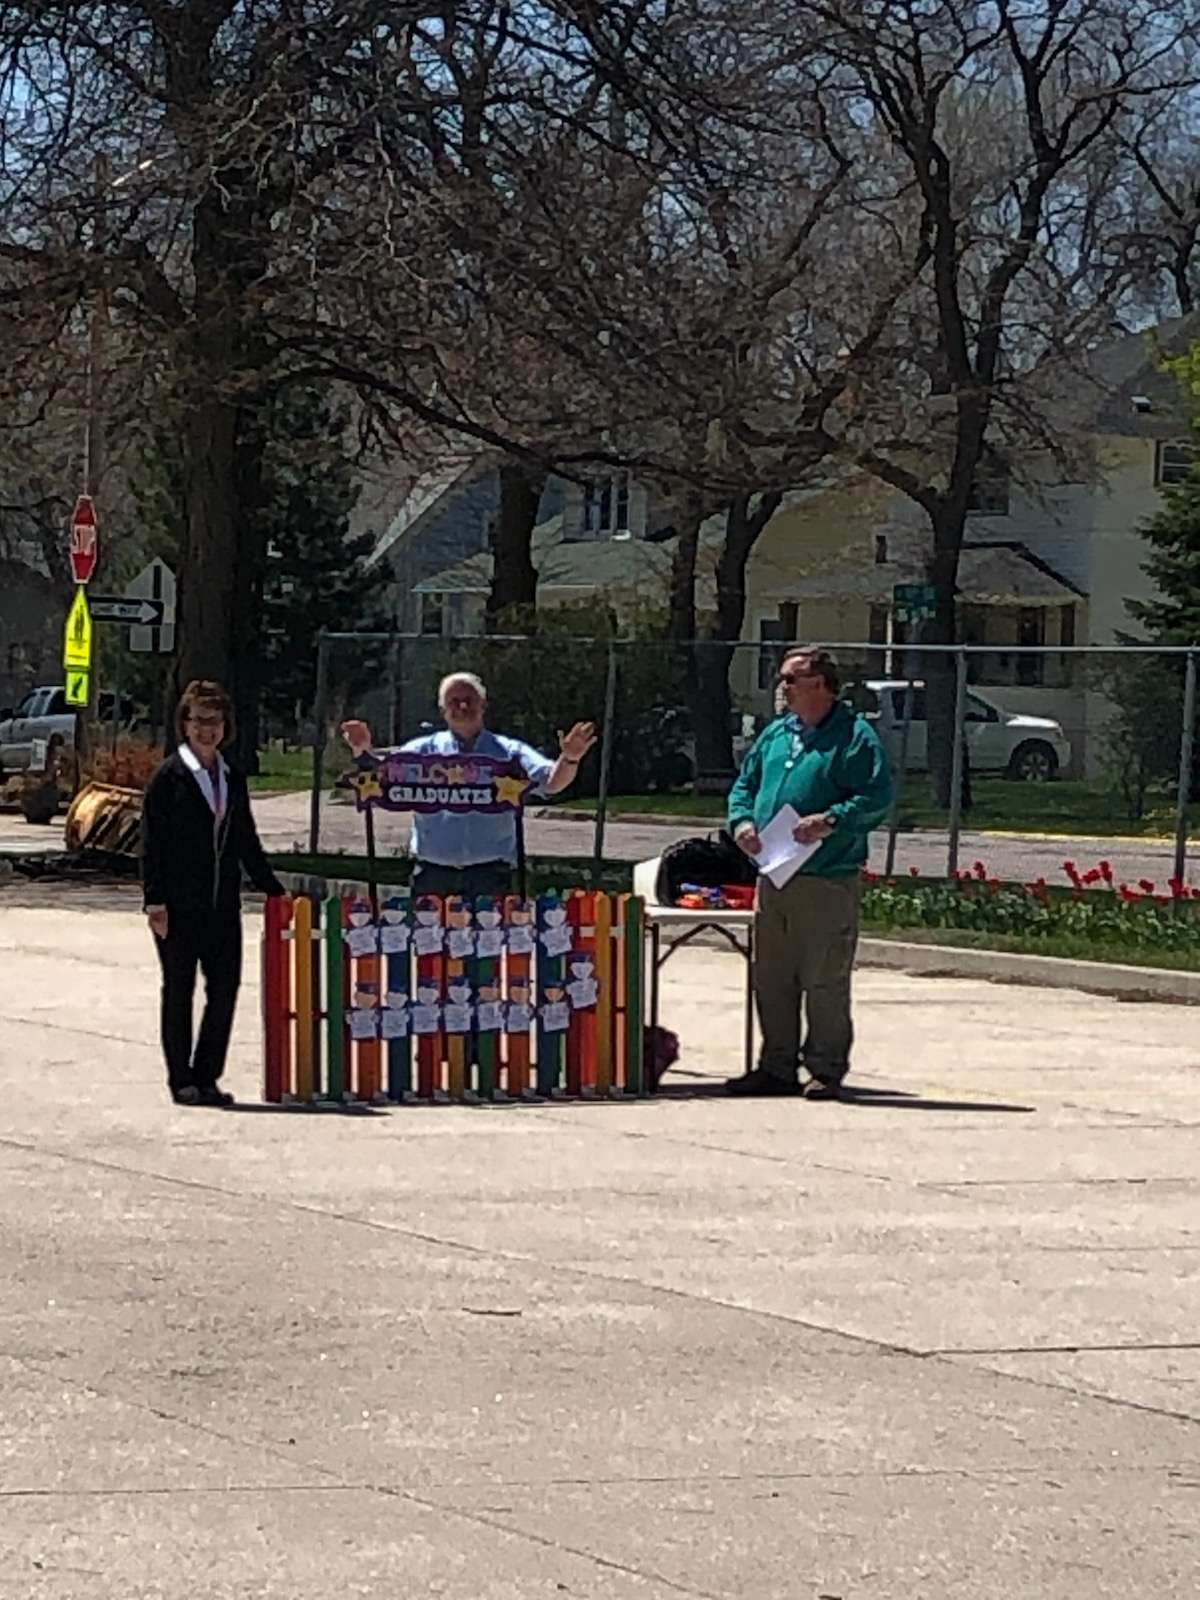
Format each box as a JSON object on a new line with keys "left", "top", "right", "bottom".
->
{"left": 803, "top": 1076, "right": 845, "bottom": 1101}
{"left": 725, "top": 1068, "right": 801, "bottom": 1098}
{"left": 171, "top": 1086, "right": 201, "bottom": 1106}
{"left": 196, "top": 1086, "right": 235, "bottom": 1108}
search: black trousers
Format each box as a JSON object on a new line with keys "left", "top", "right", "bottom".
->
{"left": 410, "top": 860, "right": 514, "bottom": 901}
{"left": 154, "top": 909, "right": 243, "bottom": 1091}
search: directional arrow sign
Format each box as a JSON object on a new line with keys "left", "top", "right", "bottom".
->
{"left": 90, "top": 596, "right": 166, "bottom": 626}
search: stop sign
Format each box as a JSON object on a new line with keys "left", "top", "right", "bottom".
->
{"left": 69, "top": 495, "right": 99, "bottom": 585}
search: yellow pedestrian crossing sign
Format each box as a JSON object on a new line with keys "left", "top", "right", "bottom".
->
{"left": 63, "top": 585, "right": 93, "bottom": 671}
{"left": 65, "top": 670, "right": 90, "bottom": 708}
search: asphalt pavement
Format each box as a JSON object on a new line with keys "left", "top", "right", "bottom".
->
{"left": 0, "top": 791, "right": 1190, "bottom": 894}
{"left": 263, "top": 791, "right": 1189, "bottom": 891}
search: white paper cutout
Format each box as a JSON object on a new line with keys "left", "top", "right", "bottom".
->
{"left": 447, "top": 927, "right": 475, "bottom": 959}
{"left": 414, "top": 925, "right": 444, "bottom": 956}
{"left": 347, "top": 1007, "right": 379, "bottom": 1040}
{"left": 381, "top": 1005, "right": 410, "bottom": 1039}
{"left": 380, "top": 924, "right": 410, "bottom": 955}
{"left": 504, "top": 1002, "right": 532, "bottom": 1033}
{"left": 476, "top": 999, "right": 504, "bottom": 1033}
{"left": 567, "top": 977, "right": 599, "bottom": 1009}
{"left": 345, "top": 924, "right": 379, "bottom": 958}
{"left": 539, "top": 1000, "right": 570, "bottom": 1033}
{"left": 443, "top": 1002, "right": 473, "bottom": 1034}
{"left": 506, "top": 925, "right": 535, "bottom": 956}
{"left": 539, "top": 924, "right": 573, "bottom": 958}
{"left": 476, "top": 928, "right": 504, "bottom": 957}
{"left": 411, "top": 1003, "right": 441, "bottom": 1035}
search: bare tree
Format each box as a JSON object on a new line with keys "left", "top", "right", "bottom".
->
{"left": 780, "top": 0, "right": 1200, "bottom": 801}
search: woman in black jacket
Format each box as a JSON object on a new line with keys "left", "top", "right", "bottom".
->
{"left": 142, "top": 679, "right": 284, "bottom": 1106}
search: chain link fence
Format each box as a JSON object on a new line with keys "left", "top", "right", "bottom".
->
{"left": 292, "top": 632, "right": 1197, "bottom": 893}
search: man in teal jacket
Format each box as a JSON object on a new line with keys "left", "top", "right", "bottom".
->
{"left": 727, "top": 645, "right": 892, "bottom": 1098}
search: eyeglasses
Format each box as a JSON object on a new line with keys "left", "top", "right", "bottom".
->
{"left": 778, "top": 670, "right": 821, "bottom": 686}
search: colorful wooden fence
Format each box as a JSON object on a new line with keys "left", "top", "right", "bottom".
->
{"left": 262, "top": 890, "right": 647, "bottom": 1104}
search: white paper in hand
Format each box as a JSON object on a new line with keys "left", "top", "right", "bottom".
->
{"left": 756, "top": 804, "right": 821, "bottom": 889}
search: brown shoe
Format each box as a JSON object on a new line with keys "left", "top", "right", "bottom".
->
{"left": 803, "top": 1076, "right": 845, "bottom": 1101}
{"left": 726, "top": 1068, "right": 801, "bottom": 1098}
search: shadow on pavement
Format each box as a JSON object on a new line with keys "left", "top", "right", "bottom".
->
{"left": 656, "top": 1080, "right": 1034, "bottom": 1114}
{"left": 222, "top": 1103, "right": 389, "bottom": 1117}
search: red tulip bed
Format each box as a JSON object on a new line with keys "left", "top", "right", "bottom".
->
{"left": 860, "top": 859, "right": 1200, "bottom": 967}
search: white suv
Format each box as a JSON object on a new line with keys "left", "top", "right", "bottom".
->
{"left": 849, "top": 679, "right": 1072, "bottom": 782}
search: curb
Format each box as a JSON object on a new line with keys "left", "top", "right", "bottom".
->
{"left": 538, "top": 808, "right": 1183, "bottom": 846}
{"left": 858, "top": 937, "right": 1200, "bottom": 1005}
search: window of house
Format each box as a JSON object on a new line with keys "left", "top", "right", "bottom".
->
{"left": 419, "top": 593, "right": 446, "bottom": 636}
{"left": 889, "top": 687, "right": 927, "bottom": 721}
{"left": 873, "top": 534, "right": 888, "bottom": 565}
{"left": 1017, "top": 607, "right": 1044, "bottom": 686}
{"left": 967, "top": 458, "right": 1011, "bottom": 516}
{"left": 582, "top": 471, "right": 631, "bottom": 535}
{"left": 1155, "top": 441, "right": 1197, "bottom": 488}
{"left": 757, "top": 618, "right": 789, "bottom": 692}
{"left": 1058, "top": 602, "right": 1077, "bottom": 685}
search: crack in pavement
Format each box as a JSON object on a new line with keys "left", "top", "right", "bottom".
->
{"left": 935, "top": 1340, "right": 1200, "bottom": 1356}
{"left": 5, "top": 1130, "right": 1200, "bottom": 1449}
{"left": 6, "top": 1352, "right": 720, "bottom": 1600}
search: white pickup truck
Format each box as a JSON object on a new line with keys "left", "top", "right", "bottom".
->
{"left": 0, "top": 685, "right": 140, "bottom": 775}
{"left": 847, "top": 679, "right": 1072, "bottom": 782}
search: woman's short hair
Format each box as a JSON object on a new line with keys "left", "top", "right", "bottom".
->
{"left": 780, "top": 645, "right": 840, "bottom": 694}
{"left": 176, "top": 679, "right": 235, "bottom": 745}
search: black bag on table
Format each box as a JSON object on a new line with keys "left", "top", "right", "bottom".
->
{"left": 654, "top": 831, "right": 758, "bottom": 907}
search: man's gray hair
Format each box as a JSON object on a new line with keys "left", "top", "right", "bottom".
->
{"left": 438, "top": 670, "right": 487, "bottom": 705}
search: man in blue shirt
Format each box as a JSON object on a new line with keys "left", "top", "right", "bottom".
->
{"left": 342, "top": 670, "right": 596, "bottom": 900}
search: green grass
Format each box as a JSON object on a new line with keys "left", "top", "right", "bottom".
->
{"left": 248, "top": 747, "right": 313, "bottom": 794}
{"left": 565, "top": 778, "right": 1199, "bottom": 839}
{"left": 567, "top": 792, "right": 727, "bottom": 818}
{"left": 861, "top": 921, "right": 1199, "bottom": 974}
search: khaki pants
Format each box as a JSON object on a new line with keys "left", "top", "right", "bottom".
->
{"left": 754, "top": 873, "right": 861, "bottom": 1084}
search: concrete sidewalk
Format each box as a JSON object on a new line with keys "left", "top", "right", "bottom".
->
{"left": 1, "top": 882, "right": 1199, "bottom": 1597}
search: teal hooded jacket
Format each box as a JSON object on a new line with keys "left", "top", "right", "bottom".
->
{"left": 727, "top": 701, "right": 893, "bottom": 877}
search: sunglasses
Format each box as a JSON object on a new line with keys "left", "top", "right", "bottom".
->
{"left": 778, "top": 670, "right": 821, "bottom": 686}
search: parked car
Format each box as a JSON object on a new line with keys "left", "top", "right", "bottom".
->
{"left": 845, "top": 679, "right": 1071, "bottom": 781}
{"left": 0, "top": 686, "right": 143, "bottom": 774}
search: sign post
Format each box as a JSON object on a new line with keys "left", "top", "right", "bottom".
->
{"left": 127, "top": 559, "right": 177, "bottom": 655}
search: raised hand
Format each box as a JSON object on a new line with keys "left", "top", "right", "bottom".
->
{"left": 340, "top": 719, "right": 374, "bottom": 756}
{"left": 558, "top": 721, "right": 598, "bottom": 763}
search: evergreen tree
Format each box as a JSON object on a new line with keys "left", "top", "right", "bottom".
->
{"left": 1127, "top": 467, "right": 1200, "bottom": 644}
{"left": 257, "top": 387, "right": 383, "bottom": 736}
{"left": 1117, "top": 393, "right": 1200, "bottom": 810}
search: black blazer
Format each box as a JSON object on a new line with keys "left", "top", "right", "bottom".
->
{"left": 142, "top": 751, "right": 284, "bottom": 915}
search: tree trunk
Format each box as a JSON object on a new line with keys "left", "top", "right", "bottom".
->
{"left": 690, "top": 492, "right": 783, "bottom": 787}
{"left": 486, "top": 463, "right": 545, "bottom": 632}
{"left": 230, "top": 404, "right": 268, "bottom": 772}
{"left": 667, "top": 495, "right": 705, "bottom": 642}
{"left": 924, "top": 525, "right": 963, "bottom": 811}
{"left": 175, "top": 391, "right": 241, "bottom": 705}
